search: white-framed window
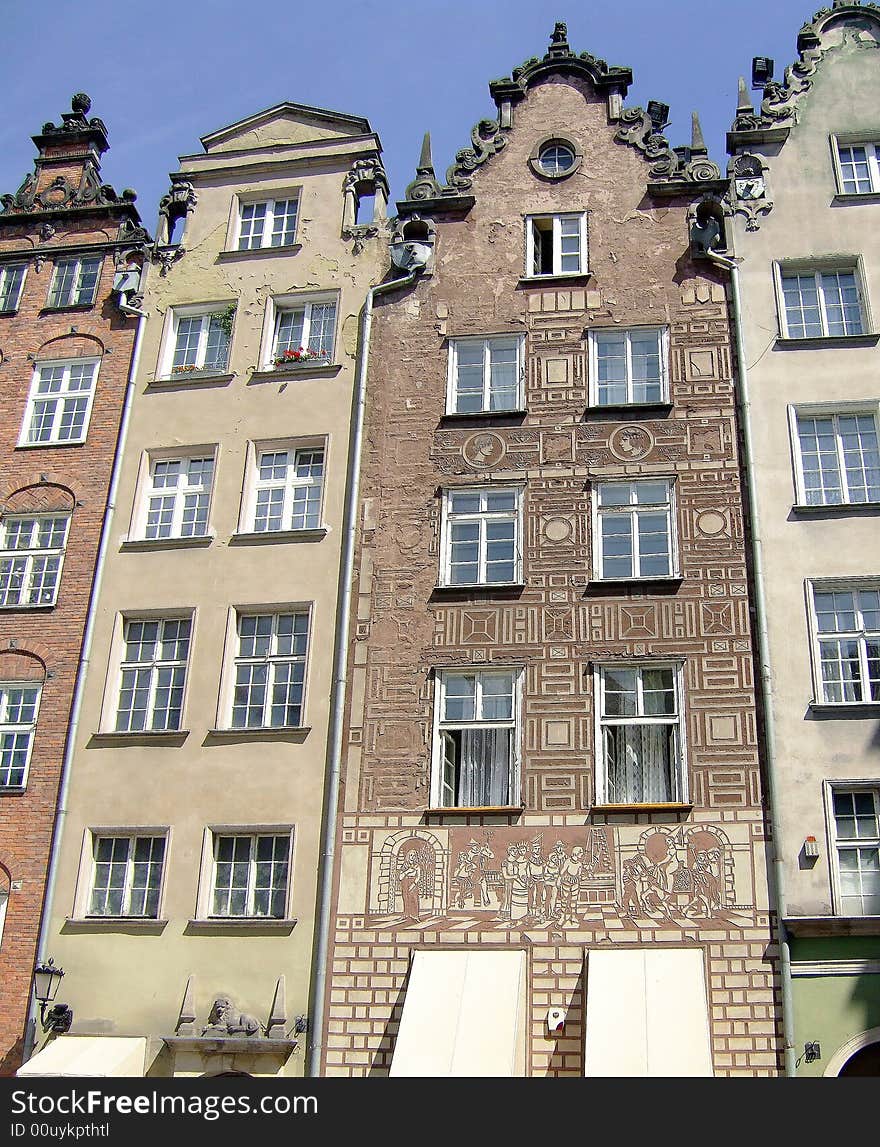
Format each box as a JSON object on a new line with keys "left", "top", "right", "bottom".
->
{"left": 249, "top": 446, "right": 324, "bottom": 533}
{"left": 594, "top": 480, "right": 675, "bottom": 579}
{"left": 47, "top": 257, "right": 101, "bottom": 308}
{"left": 595, "top": 664, "right": 686, "bottom": 805}
{"left": 446, "top": 336, "right": 524, "bottom": 414}
{"left": 776, "top": 262, "right": 867, "bottom": 338}
{"left": 163, "top": 306, "right": 232, "bottom": 378}
{"left": 19, "top": 358, "right": 100, "bottom": 446}
{"left": 827, "top": 784, "right": 880, "bottom": 916}
{"left": 792, "top": 406, "right": 880, "bottom": 506}
{"left": 137, "top": 454, "right": 215, "bottom": 541}
{"left": 236, "top": 196, "right": 299, "bottom": 251}
{"left": 432, "top": 668, "right": 521, "bottom": 808}
{"left": 87, "top": 834, "right": 167, "bottom": 918}
{"left": 0, "top": 263, "right": 26, "bottom": 313}
{"left": 229, "top": 611, "right": 309, "bottom": 729}
{"left": 209, "top": 830, "right": 292, "bottom": 918}
{"left": 114, "top": 616, "right": 192, "bottom": 732}
{"left": 525, "top": 212, "right": 587, "bottom": 277}
{"left": 0, "top": 515, "right": 70, "bottom": 607}
{"left": 440, "top": 487, "right": 521, "bottom": 586}
{"left": 0, "top": 683, "right": 41, "bottom": 789}
{"left": 589, "top": 327, "right": 668, "bottom": 406}
{"left": 810, "top": 583, "right": 880, "bottom": 704}
{"left": 267, "top": 297, "right": 336, "bottom": 367}
{"left": 833, "top": 138, "right": 880, "bottom": 195}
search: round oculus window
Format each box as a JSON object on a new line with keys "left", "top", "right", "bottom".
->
{"left": 537, "top": 142, "right": 577, "bottom": 177}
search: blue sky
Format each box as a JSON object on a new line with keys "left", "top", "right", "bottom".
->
{"left": 0, "top": 1, "right": 822, "bottom": 228}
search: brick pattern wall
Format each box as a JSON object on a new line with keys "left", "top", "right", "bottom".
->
{"left": 0, "top": 198, "right": 138, "bottom": 1072}
{"left": 324, "top": 73, "right": 782, "bottom": 1075}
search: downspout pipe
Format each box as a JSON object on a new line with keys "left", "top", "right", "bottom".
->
{"left": 706, "top": 248, "right": 797, "bottom": 1077}
{"left": 21, "top": 307, "right": 148, "bottom": 1063}
{"left": 307, "top": 264, "right": 422, "bottom": 1077}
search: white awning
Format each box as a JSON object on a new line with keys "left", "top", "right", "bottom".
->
{"left": 390, "top": 949, "right": 527, "bottom": 1076}
{"left": 584, "top": 948, "right": 713, "bottom": 1076}
{"left": 17, "top": 1036, "right": 147, "bottom": 1077}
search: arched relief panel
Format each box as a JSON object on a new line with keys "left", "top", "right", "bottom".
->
{"left": 3, "top": 483, "right": 76, "bottom": 515}
{"left": 34, "top": 333, "right": 105, "bottom": 360}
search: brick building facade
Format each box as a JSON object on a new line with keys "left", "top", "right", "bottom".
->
{"left": 0, "top": 95, "right": 147, "bottom": 1072}
{"left": 321, "top": 27, "right": 783, "bottom": 1076}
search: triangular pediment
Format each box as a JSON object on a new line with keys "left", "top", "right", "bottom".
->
{"left": 201, "top": 101, "right": 373, "bottom": 154}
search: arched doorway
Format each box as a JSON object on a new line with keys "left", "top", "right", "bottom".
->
{"left": 824, "top": 1025, "right": 880, "bottom": 1076}
{"left": 838, "top": 1042, "right": 880, "bottom": 1076}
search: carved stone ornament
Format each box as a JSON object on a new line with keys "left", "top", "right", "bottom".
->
{"left": 615, "top": 108, "right": 722, "bottom": 187}
{"left": 154, "top": 176, "right": 198, "bottom": 246}
{"left": 728, "top": 3, "right": 880, "bottom": 138}
{"left": 151, "top": 245, "right": 185, "bottom": 276}
{"left": 342, "top": 157, "right": 389, "bottom": 199}
{"left": 201, "top": 995, "right": 261, "bottom": 1039}
{"left": 39, "top": 92, "right": 108, "bottom": 140}
{"left": 0, "top": 163, "right": 137, "bottom": 217}
{"left": 342, "top": 224, "right": 380, "bottom": 255}
{"left": 725, "top": 153, "right": 773, "bottom": 231}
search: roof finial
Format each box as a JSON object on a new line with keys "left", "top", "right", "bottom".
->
{"left": 547, "top": 21, "right": 570, "bottom": 57}
{"left": 690, "top": 112, "right": 707, "bottom": 156}
{"left": 417, "top": 131, "right": 435, "bottom": 177}
{"left": 404, "top": 131, "right": 442, "bottom": 203}
{"left": 736, "top": 76, "right": 754, "bottom": 115}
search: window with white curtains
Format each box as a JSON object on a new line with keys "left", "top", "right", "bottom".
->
{"left": 596, "top": 665, "right": 685, "bottom": 804}
{"left": 433, "top": 669, "right": 520, "bottom": 807}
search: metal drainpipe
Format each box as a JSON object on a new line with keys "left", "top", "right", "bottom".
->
{"left": 21, "top": 306, "right": 148, "bottom": 1064}
{"left": 307, "top": 266, "right": 422, "bottom": 1077}
{"left": 706, "top": 248, "right": 797, "bottom": 1077}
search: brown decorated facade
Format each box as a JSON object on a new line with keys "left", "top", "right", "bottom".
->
{"left": 322, "top": 30, "right": 782, "bottom": 1076}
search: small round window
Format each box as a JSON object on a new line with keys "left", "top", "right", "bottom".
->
{"left": 538, "top": 142, "right": 576, "bottom": 177}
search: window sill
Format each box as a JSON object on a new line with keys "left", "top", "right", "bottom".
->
{"left": 204, "top": 726, "right": 311, "bottom": 744}
{"left": 832, "top": 192, "right": 880, "bottom": 206}
{"left": 775, "top": 334, "right": 879, "bottom": 349}
{"left": 792, "top": 502, "right": 880, "bottom": 516}
{"left": 217, "top": 244, "right": 302, "bottom": 261}
{"left": 518, "top": 273, "right": 591, "bottom": 286}
{"left": 63, "top": 917, "right": 168, "bottom": 934}
{"left": 591, "top": 802, "right": 692, "bottom": 814}
{"left": 784, "top": 914, "right": 880, "bottom": 938}
{"left": 439, "top": 410, "right": 527, "bottom": 424}
{"left": 586, "top": 401, "right": 673, "bottom": 417}
{"left": 229, "top": 528, "right": 327, "bottom": 546}
{"left": 185, "top": 917, "right": 297, "bottom": 934}
{"left": 40, "top": 302, "right": 96, "bottom": 315}
{"left": 808, "top": 701, "right": 880, "bottom": 717}
{"left": 120, "top": 535, "right": 214, "bottom": 551}
{"left": 425, "top": 805, "right": 525, "bottom": 817}
{"left": 0, "top": 785, "right": 27, "bottom": 796}
{"left": 0, "top": 308, "right": 21, "bottom": 317}
{"left": 249, "top": 363, "right": 342, "bottom": 382}
{"left": 147, "top": 372, "right": 234, "bottom": 390}
{"left": 16, "top": 439, "right": 87, "bottom": 450}
{"left": 0, "top": 602, "right": 56, "bottom": 612}
{"left": 88, "top": 730, "right": 190, "bottom": 747}
{"left": 584, "top": 576, "right": 683, "bottom": 594}
{"left": 433, "top": 582, "right": 525, "bottom": 594}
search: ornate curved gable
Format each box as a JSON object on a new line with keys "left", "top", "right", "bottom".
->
{"left": 728, "top": 2, "right": 880, "bottom": 147}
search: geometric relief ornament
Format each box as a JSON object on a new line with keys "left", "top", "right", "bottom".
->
{"left": 542, "top": 515, "right": 574, "bottom": 543}
{"left": 695, "top": 509, "right": 729, "bottom": 537}
{"left": 609, "top": 425, "right": 654, "bottom": 461}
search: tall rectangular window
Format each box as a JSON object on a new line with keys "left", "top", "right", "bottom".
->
{"left": 47, "top": 257, "right": 101, "bottom": 307}
{"left": 590, "top": 328, "right": 667, "bottom": 406}
{"left": 0, "top": 684, "right": 41, "bottom": 789}
{"left": 447, "top": 336, "right": 523, "bottom": 414}
{"left": 251, "top": 447, "right": 324, "bottom": 533}
{"left": 270, "top": 299, "right": 336, "bottom": 366}
{"left": 812, "top": 586, "right": 880, "bottom": 704}
{"left": 441, "top": 488, "right": 520, "bottom": 586}
{"left": 115, "top": 617, "right": 191, "bottom": 732}
{"left": 0, "top": 263, "right": 26, "bottom": 313}
{"left": 596, "top": 480, "right": 674, "bottom": 579}
{"left": 141, "top": 455, "right": 214, "bottom": 540}
{"left": 795, "top": 410, "right": 880, "bottom": 505}
{"left": 835, "top": 141, "right": 880, "bottom": 195}
{"left": 0, "top": 515, "right": 69, "bottom": 607}
{"left": 210, "top": 832, "right": 291, "bottom": 918}
{"left": 166, "top": 308, "right": 232, "bottom": 377}
{"left": 597, "top": 665, "right": 684, "bottom": 805}
{"left": 779, "top": 267, "right": 865, "bottom": 338}
{"left": 230, "top": 612, "right": 309, "bottom": 729}
{"left": 434, "top": 669, "right": 520, "bottom": 808}
{"left": 830, "top": 787, "right": 880, "bottom": 916}
{"left": 20, "top": 359, "right": 99, "bottom": 446}
{"left": 237, "top": 198, "right": 299, "bottom": 250}
{"left": 525, "top": 213, "right": 587, "bottom": 277}
{"left": 88, "top": 835, "right": 166, "bottom": 918}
